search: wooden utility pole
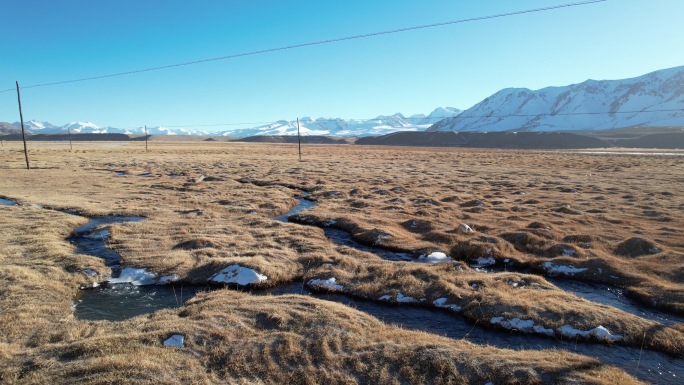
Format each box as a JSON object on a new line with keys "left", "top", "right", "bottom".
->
{"left": 67, "top": 127, "right": 73, "bottom": 151}
{"left": 296, "top": 117, "right": 302, "bottom": 161}
{"left": 15, "top": 81, "right": 30, "bottom": 170}
{"left": 144, "top": 125, "right": 148, "bottom": 152}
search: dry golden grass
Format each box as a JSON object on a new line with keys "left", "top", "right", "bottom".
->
{"left": 0, "top": 141, "right": 680, "bottom": 383}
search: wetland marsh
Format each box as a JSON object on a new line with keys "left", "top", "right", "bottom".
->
{"left": 1, "top": 141, "right": 682, "bottom": 384}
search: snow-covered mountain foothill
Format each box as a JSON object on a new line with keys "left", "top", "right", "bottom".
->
{"left": 8, "top": 107, "right": 461, "bottom": 138}
{"left": 429, "top": 66, "right": 684, "bottom": 133}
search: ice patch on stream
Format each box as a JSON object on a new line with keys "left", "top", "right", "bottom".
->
{"left": 558, "top": 325, "right": 623, "bottom": 341}
{"left": 378, "top": 292, "right": 420, "bottom": 303}
{"left": 490, "top": 317, "right": 554, "bottom": 336}
{"left": 432, "top": 298, "right": 462, "bottom": 312}
{"left": 308, "top": 277, "right": 344, "bottom": 291}
{"left": 107, "top": 269, "right": 179, "bottom": 286}
{"left": 108, "top": 268, "right": 158, "bottom": 286}
{"left": 490, "top": 317, "right": 622, "bottom": 341}
{"left": 543, "top": 262, "right": 588, "bottom": 275}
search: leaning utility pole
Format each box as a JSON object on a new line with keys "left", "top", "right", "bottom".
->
{"left": 67, "top": 127, "right": 73, "bottom": 151}
{"left": 296, "top": 117, "right": 302, "bottom": 161}
{"left": 15, "top": 81, "right": 30, "bottom": 170}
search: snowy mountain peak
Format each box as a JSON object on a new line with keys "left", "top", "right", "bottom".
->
{"left": 64, "top": 122, "right": 101, "bottom": 132}
{"left": 430, "top": 66, "right": 684, "bottom": 132}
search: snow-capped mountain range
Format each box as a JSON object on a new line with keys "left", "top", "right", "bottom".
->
{"left": 9, "top": 107, "right": 461, "bottom": 138}
{"left": 430, "top": 66, "right": 684, "bottom": 132}
{"left": 223, "top": 108, "right": 461, "bottom": 138}
{"left": 10, "top": 120, "right": 211, "bottom": 136}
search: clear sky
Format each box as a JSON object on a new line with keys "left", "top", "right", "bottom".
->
{"left": 1, "top": 0, "right": 682, "bottom": 131}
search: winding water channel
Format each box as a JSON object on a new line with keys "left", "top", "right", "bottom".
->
{"left": 3, "top": 195, "right": 680, "bottom": 383}
{"left": 286, "top": 198, "right": 684, "bottom": 326}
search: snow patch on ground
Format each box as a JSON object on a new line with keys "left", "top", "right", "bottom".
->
{"left": 108, "top": 267, "right": 158, "bottom": 286}
{"left": 475, "top": 256, "right": 496, "bottom": 266}
{"left": 158, "top": 274, "right": 179, "bottom": 284}
{"left": 374, "top": 232, "right": 393, "bottom": 245}
{"left": 419, "top": 251, "right": 453, "bottom": 263}
{"left": 543, "top": 261, "right": 588, "bottom": 275}
{"left": 163, "top": 334, "right": 185, "bottom": 348}
{"left": 308, "top": 277, "right": 344, "bottom": 291}
{"left": 490, "top": 317, "right": 554, "bottom": 336}
{"left": 396, "top": 292, "right": 416, "bottom": 303}
{"left": 558, "top": 325, "right": 622, "bottom": 341}
{"left": 80, "top": 281, "right": 100, "bottom": 289}
{"left": 210, "top": 264, "right": 268, "bottom": 285}
{"left": 433, "top": 297, "right": 462, "bottom": 312}
{"left": 378, "top": 292, "right": 417, "bottom": 303}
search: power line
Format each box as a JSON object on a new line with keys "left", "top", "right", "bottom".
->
{"left": 0, "top": 0, "right": 606, "bottom": 93}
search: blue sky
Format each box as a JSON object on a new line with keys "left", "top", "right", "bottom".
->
{"left": 1, "top": 0, "right": 682, "bottom": 131}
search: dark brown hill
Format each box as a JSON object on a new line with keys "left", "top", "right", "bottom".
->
{"left": 603, "top": 133, "right": 684, "bottom": 149}
{"left": 236, "top": 135, "right": 349, "bottom": 144}
{"left": 355, "top": 131, "right": 611, "bottom": 149}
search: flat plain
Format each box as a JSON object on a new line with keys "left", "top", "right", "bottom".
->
{"left": 1, "top": 141, "right": 682, "bottom": 384}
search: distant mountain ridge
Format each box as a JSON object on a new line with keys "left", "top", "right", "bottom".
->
{"left": 0, "top": 122, "right": 23, "bottom": 134}
{"left": 224, "top": 108, "right": 461, "bottom": 138}
{"left": 7, "top": 107, "right": 461, "bottom": 138}
{"left": 9, "top": 120, "right": 211, "bottom": 136}
{"left": 429, "top": 66, "right": 684, "bottom": 133}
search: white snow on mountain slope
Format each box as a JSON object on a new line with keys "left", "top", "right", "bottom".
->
{"left": 7, "top": 121, "right": 210, "bottom": 136}
{"left": 8, "top": 108, "right": 459, "bottom": 137}
{"left": 219, "top": 108, "right": 461, "bottom": 138}
{"left": 430, "top": 66, "right": 684, "bottom": 133}
{"left": 64, "top": 122, "right": 101, "bottom": 133}
{"left": 12, "top": 120, "right": 59, "bottom": 132}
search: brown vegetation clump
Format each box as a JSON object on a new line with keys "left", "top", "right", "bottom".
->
{"left": 614, "top": 237, "right": 660, "bottom": 257}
